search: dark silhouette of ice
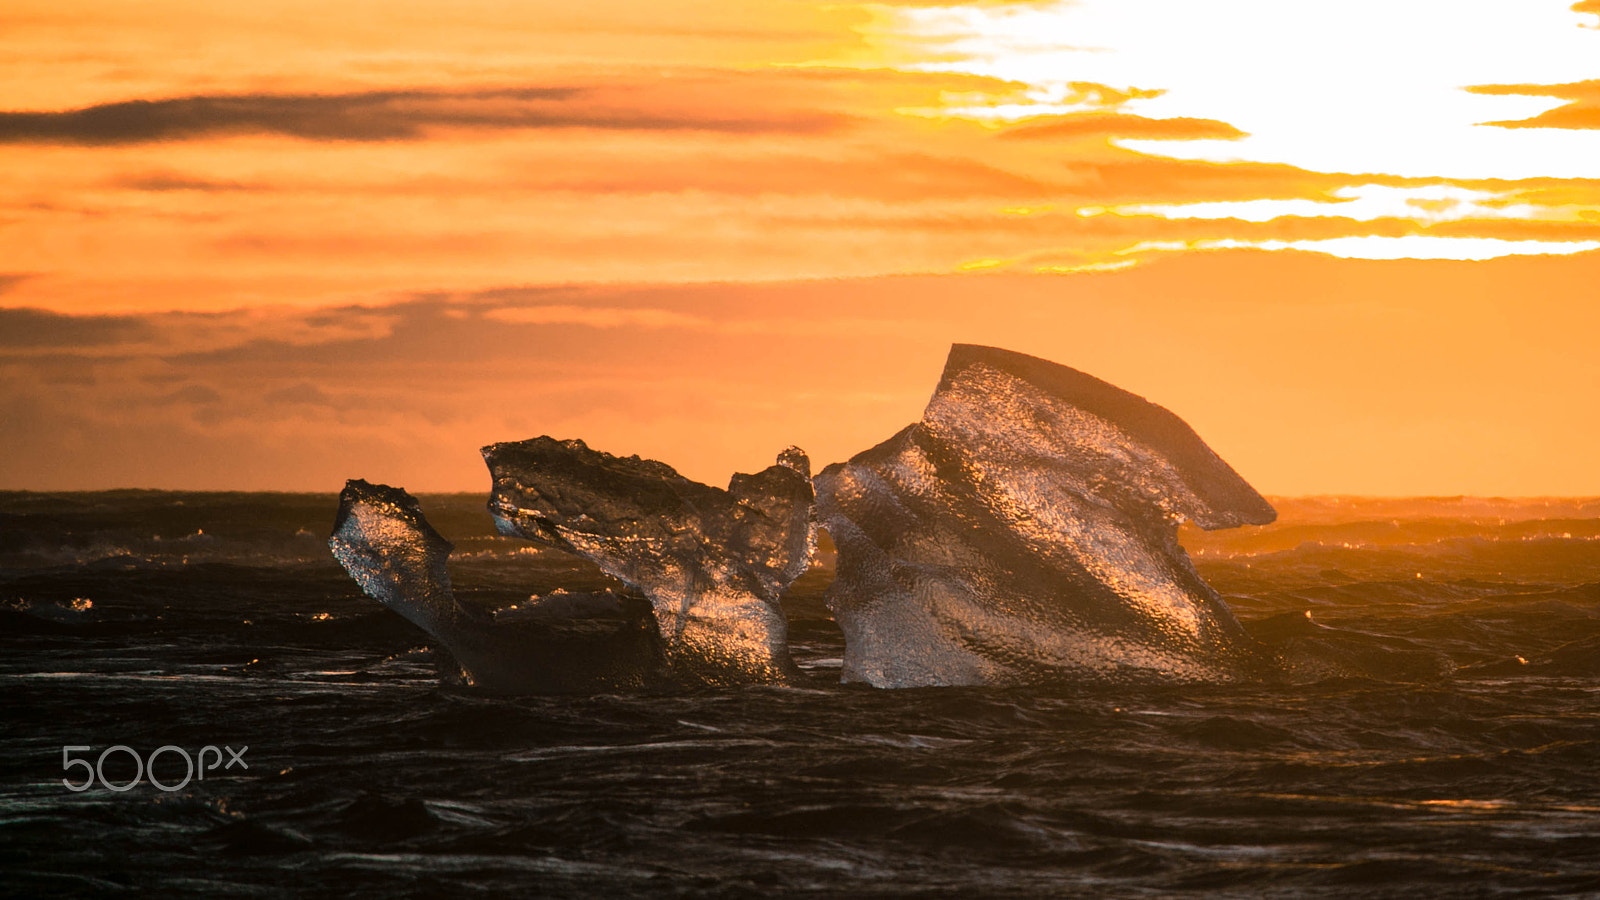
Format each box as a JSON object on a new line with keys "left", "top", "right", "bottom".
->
{"left": 330, "top": 479, "right": 664, "bottom": 693}
{"left": 482, "top": 439, "right": 816, "bottom": 684}
{"left": 814, "top": 344, "right": 1277, "bottom": 687}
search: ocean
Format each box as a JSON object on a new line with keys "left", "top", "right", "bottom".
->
{"left": 3, "top": 491, "right": 1599, "bottom": 897}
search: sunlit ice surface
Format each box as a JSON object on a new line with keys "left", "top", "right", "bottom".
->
{"left": 869, "top": 0, "right": 1600, "bottom": 261}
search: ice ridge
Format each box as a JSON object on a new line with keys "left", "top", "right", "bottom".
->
{"left": 813, "top": 344, "right": 1276, "bottom": 687}
{"left": 482, "top": 439, "right": 816, "bottom": 685}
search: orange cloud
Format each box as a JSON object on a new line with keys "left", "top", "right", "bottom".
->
{"left": 110, "top": 171, "right": 261, "bottom": 192}
{"left": 1470, "top": 81, "right": 1600, "bottom": 129}
{"left": 1054, "top": 153, "right": 1350, "bottom": 205}
{"left": 2, "top": 8, "right": 1597, "bottom": 323}
{"left": 0, "top": 84, "right": 845, "bottom": 145}
{"left": 511, "top": 149, "right": 1057, "bottom": 201}
{"left": 1002, "top": 113, "right": 1244, "bottom": 142}
{"left": 0, "top": 0, "right": 873, "bottom": 108}
{"left": 9, "top": 119, "right": 1598, "bottom": 316}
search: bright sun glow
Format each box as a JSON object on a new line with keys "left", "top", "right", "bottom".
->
{"left": 873, "top": 0, "right": 1600, "bottom": 261}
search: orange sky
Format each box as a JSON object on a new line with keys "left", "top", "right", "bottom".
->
{"left": 2, "top": 0, "right": 1599, "bottom": 493}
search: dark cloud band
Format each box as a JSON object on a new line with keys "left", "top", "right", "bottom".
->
{"left": 0, "top": 307, "right": 153, "bottom": 347}
{"left": 0, "top": 86, "right": 842, "bottom": 145}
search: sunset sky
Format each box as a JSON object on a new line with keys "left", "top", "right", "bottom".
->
{"left": 3, "top": 0, "right": 1599, "bottom": 495}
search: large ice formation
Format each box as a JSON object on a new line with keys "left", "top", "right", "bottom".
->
{"left": 331, "top": 344, "right": 1279, "bottom": 692}
{"left": 814, "top": 344, "right": 1277, "bottom": 687}
{"left": 482, "top": 439, "right": 816, "bottom": 684}
{"left": 330, "top": 479, "right": 665, "bottom": 693}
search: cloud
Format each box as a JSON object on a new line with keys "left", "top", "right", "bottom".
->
{"left": 1470, "top": 81, "right": 1600, "bottom": 130}
{"left": 1423, "top": 218, "right": 1600, "bottom": 243}
{"left": 111, "top": 172, "right": 260, "bottom": 192}
{"left": 0, "top": 273, "right": 33, "bottom": 295}
{"left": 160, "top": 384, "right": 223, "bottom": 405}
{"left": 516, "top": 150, "right": 1057, "bottom": 201}
{"left": 0, "top": 84, "right": 844, "bottom": 146}
{"left": 482, "top": 305, "right": 712, "bottom": 330}
{"left": 0, "top": 304, "right": 398, "bottom": 357}
{"left": 1055, "top": 153, "right": 1350, "bottom": 206}
{"left": 4, "top": 59, "right": 1595, "bottom": 312}
{"left": 263, "top": 382, "right": 336, "bottom": 406}
{"left": 1001, "top": 113, "right": 1245, "bottom": 142}
{"left": 0, "top": 307, "right": 153, "bottom": 347}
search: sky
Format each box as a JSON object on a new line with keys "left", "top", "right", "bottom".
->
{"left": 2, "top": 0, "right": 1599, "bottom": 495}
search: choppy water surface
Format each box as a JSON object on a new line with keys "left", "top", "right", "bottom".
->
{"left": 3, "top": 492, "right": 1599, "bottom": 897}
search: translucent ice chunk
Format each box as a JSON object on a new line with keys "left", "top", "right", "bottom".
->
{"left": 482, "top": 439, "right": 816, "bottom": 684}
{"left": 815, "top": 344, "right": 1276, "bottom": 688}
{"left": 330, "top": 479, "right": 664, "bottom": 693}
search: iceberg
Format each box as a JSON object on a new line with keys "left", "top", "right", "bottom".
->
{"left": 329, "top": 479, "right": 665, "bottom": 693}
{"left": 330, "top": 344, "right": 1276, "bottom": 693}
{"left": 814, "top": 344, "right": 1277, "bottom": 687}
{"left": 482, "top": 438, "right": 816, "bottom": 685}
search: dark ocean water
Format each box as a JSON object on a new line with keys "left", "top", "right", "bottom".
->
{"left": 3, "top": 491, "right": 1600, "bottom": 898}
